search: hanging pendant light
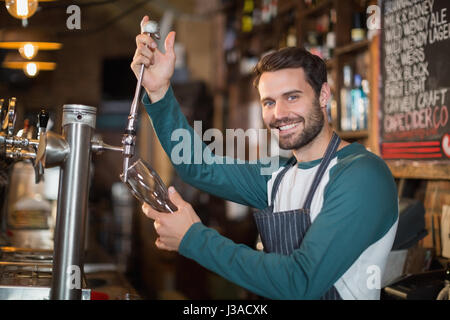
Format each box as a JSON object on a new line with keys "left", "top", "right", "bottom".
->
{"left": 23, "top": 61, "right": 38, "bottom": 77}
{"left": 18, "top": 42, "right": 38, "bottom": 59}
{"left": 2, "top": 0, "right": 57, "bottom": 26}
{"left": 2, "top": 50, "right": 56, "bottom": 78}
{"left": 5, "top": 0, "right": 39, "bottom": 20}
{"left": 0, "top": 27, "right": 62, "bottom": 61}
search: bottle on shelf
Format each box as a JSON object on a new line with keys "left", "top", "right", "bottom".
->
{"left": 351, "top": 11, "right": 366, "bottom": 42}
{"left": 361, "top": 78, "right": 370, "bottom": 129}
{"left": 327, "top": 94, "right": 337, "bottom": 125}
{"left": 351, "top": 74, "right": 361, "bottom": 131}
{"left": 305, "top": 11, "right": 334, "bottom": 59}
{"left": 224, "top": 19, "right": 239, "bottom": 65}
{"left": 305, "top": 30, "right": 323, "bottom": 58}
{"left": 350, "top": 74, "right": 369, "bottom": 131}
{"left": 286, "top": 25, "right": 297, "bottom": 47}
{"left": 326, "top": 70, "right": 336, "bottom": 125}
{"left": 325, "top": 8, "right": 336, "bottom": 59}
{"left": 304, "top": 0, "right": 317, "bottom": 8}
{"left": 239, "top": 53, "right": 259, "bottom": 76}
{"left": 242, "top": 0, "right": 254, "bottom": 33}
{"left": 261, "top": 0, "right": 277, "bottom": 24}
{"left": 269, "top": 0, "right": 278, "bottom": 19}
{"left": 252, "top": 3, "right": 262, "bottom": 27}
{"left": 305, "top": 13, "right": 327, "bottom": 58}
{"left": 279, "top": 9, "right": 297, "bottom": 49}
{"left": 262, "top": 0, "right": 271, "bottom": 23}
{"left": 340, "top": 65, "right": 353, "bottom": 132}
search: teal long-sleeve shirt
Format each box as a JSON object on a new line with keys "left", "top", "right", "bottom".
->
{"left": 143, "top": 87, "right": 399, "bottom": 300}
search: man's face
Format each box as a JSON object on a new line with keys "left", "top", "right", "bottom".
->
{"left": 258, "top": 68, "right": 325, "bottom": 150}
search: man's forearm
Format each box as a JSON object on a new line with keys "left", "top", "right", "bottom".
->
{"left": 142, "top": 87, "right": 269, "bottom": 209}
{"left": 144, "top": 82, "right": 170, "bottom": 104}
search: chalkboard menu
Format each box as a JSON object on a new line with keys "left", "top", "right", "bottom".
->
{"left": 381, "top": 0, "right": 450, "bottom": 160}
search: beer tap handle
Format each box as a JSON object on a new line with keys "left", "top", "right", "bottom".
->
{"left": 0, "top": 99, "right": 5, "bottom": 131}
{"left": 3, "top": 98, "right": 16, "bottom": 136}
{"left": 37, "top": 108, "right": 49, "bottom": 140}
{"left": 34, "top": 108, "right": 49, "bottom": 183}
{"left": 0, "top": 99, "right": 5, "bottom": 155}
{"left": 122, "top": 20, "right": 160, "bottom": 182}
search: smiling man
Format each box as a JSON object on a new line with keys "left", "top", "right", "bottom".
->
{"left": 131, "top": 16, "right": 399, "bottom": 300}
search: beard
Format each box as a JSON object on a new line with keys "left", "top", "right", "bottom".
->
{"left": 270, "top": 98, "right": 324, "bottom": 150}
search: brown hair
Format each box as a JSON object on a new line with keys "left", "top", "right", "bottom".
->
{"left": 253, "top": 47, "right": 327, "bottom": 97}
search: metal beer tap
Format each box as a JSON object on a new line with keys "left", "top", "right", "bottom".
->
{"left": 0, "top": 98, "right": 42, "bottom": 166}
{"left": 0, "top": 97, "right": 126, "bottom": 300}
{"left": 122, "top": 20, "right": 160, "bottom": 182}
{"left": 0, "top": 19, "right": 161, "bottom": 301}
{"left": 34, "top": 104, "right": 124, "bottom": 300}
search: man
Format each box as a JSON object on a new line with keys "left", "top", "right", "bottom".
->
{"left": 131, "top": 16, "right": 398, "bottom": 300}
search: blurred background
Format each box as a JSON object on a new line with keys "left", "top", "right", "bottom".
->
{"left": 0, "top": 0, "right": 449, "bottom": 300}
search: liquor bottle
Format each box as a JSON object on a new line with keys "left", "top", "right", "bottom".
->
{"left": 253, "top": 4, "right": 262, "bottom": 27}
{"left": 360, "top": 78, "right": 370, "bottom": 130}
{"left": 327, "top": 70, "right": 336, "bottom": 124}
{"left": 304, "top": 0, "right": 316, "bottom": 8}
{"left": 306, "top": 31, "right": 323, "bottom": 58}
{"left": 325, "top": 9, "right": 336, "bottom": 58}
{"left": 350, "top": 74, "right": 369, "bottom": 131}
{"left": 242, "top": 0, "right": 254, "bottom": 32}
{"left": 340, "top": 65, "right": 353, "bottom": 131}
{"left": 262, "top": 0, "right": 271, "bottom": 23}
{"left": 286, "top": 25, "right": 297, "bottom": 47}
{"left": 326, "top": 94, "right": 337, "bottom": 125}
{"left": 270, "top": 0, "right": 278, "bottom": 19}
{"left": 351, "top": 12, "right": 366, "bottom": 42}
{"left": 350, "top": 74, "right": 362, "bottom": 131}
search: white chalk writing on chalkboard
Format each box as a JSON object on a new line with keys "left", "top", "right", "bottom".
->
{"left": 382, "top": 0, "right": 449, "bottom": 143}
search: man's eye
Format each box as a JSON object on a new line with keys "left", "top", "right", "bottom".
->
{"left": 287, "top": 95, "right": 299, "bottom": 101}
{"left": 263, "top": 101, "right": 274, "bottom": 107}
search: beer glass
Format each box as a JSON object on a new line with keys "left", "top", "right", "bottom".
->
{"left": 120, "top": 159, "right": 177, "bottom": 213}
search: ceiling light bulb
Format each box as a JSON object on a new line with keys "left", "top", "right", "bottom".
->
{"left": 24, "top": 62, "right": 39, "bottom": 77}
{"left": 19, "top": 43, "right": 38, "bottom": 59}
{"left": 5, "top": 0, "right": 39, "bottom": 20}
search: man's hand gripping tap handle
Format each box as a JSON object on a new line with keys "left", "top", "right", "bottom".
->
{"left": 122, "top": 20, "right": 161, "bottom": 182}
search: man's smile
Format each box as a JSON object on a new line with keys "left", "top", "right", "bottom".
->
{"left": 271, "top": 120, "right": 304, "bottom": 136}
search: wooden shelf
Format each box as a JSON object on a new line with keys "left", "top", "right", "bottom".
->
{"left": 334, "top": 39, "right": 370, "bottom": 56}
{"left": 277, "top": 0, "right": 298, "bottom": 16}
{"left": 219, "top": 0, "right": 238, "bottom": 13}
{"left": 300, "top": 0, "right": 333, "bottom": 18}
{"left": 386, "top": 160, "right": 450, "bottom": 180}
{"left": 337, "top": 130, "right": 369, "bottom": 140}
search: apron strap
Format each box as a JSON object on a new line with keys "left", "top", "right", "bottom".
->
{"left": 269, "top": 132, "right": 341, "bottom": 208}
{"left": 269, "top": 156, "right": 297, "bottom": 206}
{"left": 302, "top": 132, "right": 341, "bottom": 210}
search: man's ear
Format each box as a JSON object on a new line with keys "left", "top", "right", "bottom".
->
{"left": 319, "top": 82, "right": 331, "bottom": 108}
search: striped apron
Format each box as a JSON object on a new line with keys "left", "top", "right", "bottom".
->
{"left": 253, "top": 132, "right": 342, "bottom": 300}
